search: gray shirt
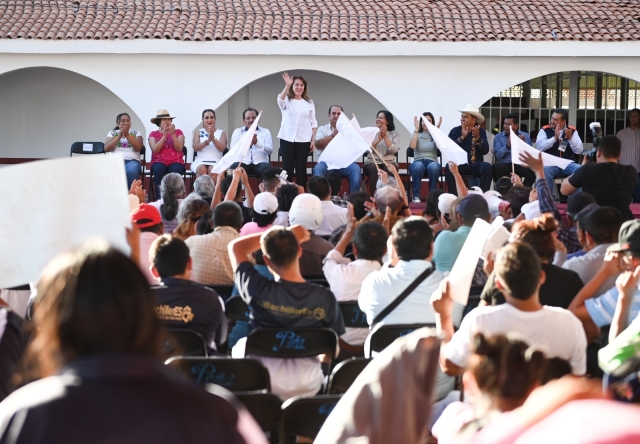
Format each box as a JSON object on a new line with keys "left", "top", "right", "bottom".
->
{"left": 413, "top": 131, "right": 438, "bottom": 162}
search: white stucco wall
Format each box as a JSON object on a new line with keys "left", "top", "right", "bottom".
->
{"left": 2, "top": 40, "right": 640, "bottom": 162}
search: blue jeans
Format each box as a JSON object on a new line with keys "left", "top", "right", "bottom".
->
{"left": 313, "top": 161, "right": 362, "bottom": 194}
{"left": 124, "top": 159, "right": 141, "bottom": 189}
{"left": 409, "top": 158, "right": 441, "bottom": 197}
{"left": 544, "top": 163, "right": 581, "bottom": 191}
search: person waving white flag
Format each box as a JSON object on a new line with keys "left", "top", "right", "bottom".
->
{"left": 421, "top": 115, "right": 468, "bottom": 166}
{"left": 509, "top": 125, "right": 573, "bottom": 169}
{"left": 211, "top": 111, "right": 262, "bottom": 174}
{"left": 319, "top": 113, "right": 374, "bottom": 170}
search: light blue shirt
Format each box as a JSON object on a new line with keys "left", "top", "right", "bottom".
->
{"left": 433, "top": 226, "right": 472, "bottom": 272}
{"left": 585, "top": 286, "right": 640, "bottom": 327}
{"left": 493, "top": 130, "right": 532, "bottom": 163}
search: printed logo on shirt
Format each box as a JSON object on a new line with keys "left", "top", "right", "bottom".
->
{"left": 259, "top": 301, "right": 326, "bottom": 321}
{"left": 155, "top": 305, "right": 195, "bottom": 323}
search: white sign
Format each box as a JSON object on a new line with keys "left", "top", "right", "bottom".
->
{"left": 0, "top": 154, "right": 131, "bottom": 287}
{"left": 480, "top": 216, "right": 510, "bottom": 261}
{"left": 448, "top": 218, "right": 492, "bottom": 305}
{"left": 510, "top": 127, "right": 573, "bottom": 169}
{"left": 422, "top": 116, "right": 468, "bottom": 166}
{"left": 319, "top": 113, "right": 374, "bottom": 170}
{"left": 211, "top": 111, "right": 262, "bottom": 174}
{"left": 82, "top": 143, "right": 93, "bottom": 152}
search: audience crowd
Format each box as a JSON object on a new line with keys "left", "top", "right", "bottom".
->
{"left": 2, "top": 90, "right": 640, "bottom": 443}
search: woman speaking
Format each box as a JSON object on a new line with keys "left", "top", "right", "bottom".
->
{"left": 277, "top": 72, "right": 317, "bottom": 189}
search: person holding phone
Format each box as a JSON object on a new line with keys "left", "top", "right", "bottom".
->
{"left": 277, "top": 72, "right": 317, "bottom": 189}
{"left": 148, "top": 109, "right": 186, "bottom": 199}
{"left": 105, "top": 112, "right": 144, "bottom": 188}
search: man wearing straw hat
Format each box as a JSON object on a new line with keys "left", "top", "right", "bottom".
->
{"left": 445, "top": 104, "right": 492, "bottom": 194}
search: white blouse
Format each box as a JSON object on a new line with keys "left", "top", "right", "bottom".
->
{"left": 196, "top": 128, "right": 224, "bottom": 162}
{"left": 276, "top": 95, "right": 318, "bottom": 143}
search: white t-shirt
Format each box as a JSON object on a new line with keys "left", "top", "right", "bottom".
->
{"left": 106, "top": 130, "right": 142, "bottom": 161}
{"left": 444, "top": 304, "right": 587, "bottom": 375}
{"left": 195, "top": 128, "right": 224, "bottom": 163}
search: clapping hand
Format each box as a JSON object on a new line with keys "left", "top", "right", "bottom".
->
{"left": 413, "top": 116, "right": 421, "bottom": 132}
{"left": 379, "top": 125, "right": 388, "bottom": 138}
{"left": 461, "top": 125, "right": 470, "bottom": 139}
{"left": 471, "top": 125, "right": 480, "bottom": 140}
{"left": 564, "top": 127, "right": 574, "bottom": 140}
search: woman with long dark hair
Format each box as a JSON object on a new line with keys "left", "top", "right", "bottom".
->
{"left": 191, "top": 109, "right": 227, "bottom": 178}
{"left": 362, "top": 110, "right": 400, "bottom": 196}
{"left": 277, "top": 72, "right": 317, "bottom": 189}
{"left": 409, "top": 111, "right": 443, "bottom": 203}
{"left": 104, "top": 112, "right": 144, "bottom": 188}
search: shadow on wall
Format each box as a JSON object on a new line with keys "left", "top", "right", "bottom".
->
{"left": 0, "top": 67, "right": 144, "bottom": 159}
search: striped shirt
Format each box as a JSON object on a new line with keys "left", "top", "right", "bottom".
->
{"left": 585, "top": 286, "right": 640, "bottom": 327}
{"left": 616, "top": 126, "right": 640, "bottom": 172}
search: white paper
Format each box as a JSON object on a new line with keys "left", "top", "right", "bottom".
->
{"left": 422, "top": 116, "right": 468, "bottom": 166}
{"left": 211, "top": 111, "right": 262, "bottom": 174}
{"left": 82, "top": 143, "right": 93, "bottom": 152}
{"left": 448, "top": 218, "right": 492, "bottom": 305}
{"left": 480, "top": 216, "right": 510, "bottom": 261}
{"left": 0, "top": 154, "right": 131, "bottom": 288}
{"left": 510, "top": 127, "right": 573, "bottom": 169}
{"left": 319, "top": 114, "right": 373, "bottom": 170}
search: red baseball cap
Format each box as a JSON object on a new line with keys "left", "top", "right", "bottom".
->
{"left": 131, "top": 204, "right": 162, "bottom": 228}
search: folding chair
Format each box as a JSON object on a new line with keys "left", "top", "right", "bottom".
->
{"left": 305, "top": 278, "right": 330, "bottom": 288}
{"left": 161, "top": 329, "right": 208, "bottom": 359}
{"left": 336, "top": 301, "right": 368, "bottom": 360}
{"left": 203, "top": 284, "right": 235, "bottom": 301}
{"left": 69, "top": 141, "right": 105, "bottom": 156}
{"left": 326, "top": 357, "right": 371, "bottom": 394}
{"left": 244, "top": 328, "right": 339, "bottom": 364}
{"left": 165, "top": 356, "right": 270, "bottom": 391}
{"left": 225, "top": 296, "right": 250, "bottom": 323}
{"left": 279, "top": 395, "right": 342, "bottom": 444}
{"left": 365, "top": 323, "right": 435, "bottom": 358}
{"left": 235, "top": 391, "right": 283, "bottom": 440}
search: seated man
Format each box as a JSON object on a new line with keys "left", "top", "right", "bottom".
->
{"left": 313, "top": 105, "right": 362, "bottom": 194}
{"left": 185, "top": 201, "right": 242, "bottom": 285}
{"left": 288, "top": 193, "right": 334, "bottom": 277}
{"left": 561, "top": 135, "right": 638, "bottom": 221}
{"left": 433, "top": 241, "right": 587, "bottom": 376}
{"left": 228, "top": 225, "right": 345, "bottom": 399}
{"left": 229, "top": 107, "right": 274, "bottom": 179}
{"left": 323, "top": 213, "right": 387, "bottom": 346}
{"left": 359, "top": 216, "right": 463, "bottom": 401}
{"left": 149, "top": 235, "right": 227, "bottom": 350}
{"left": 492, "top": 113, "right": 535, "bottom": 186}
{"left": 536, "top": 108, "right": 584, "bottom": 191}
{"left": 569, "top": 219, "right": 640, "bottom": 343}
{"left": 307, "top": 175, "right": 348, "bottom": 237}
{"left": 131, "top": 203, "right": 164, "bottom": 285}
{"left": 445, "top": 105, "right": 492, "bottom": 193}
{"left": 433, "top": 194, "right": 490, "bottom": 272}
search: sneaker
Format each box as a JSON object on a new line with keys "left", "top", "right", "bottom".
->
{"left": 412, "top": 196, "right": 422, "bottom": 204}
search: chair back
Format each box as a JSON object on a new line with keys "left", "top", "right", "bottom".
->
{"left": 235, "top": 391, "right": 283, "bottom": 434}
{"left": 279, "top": 395, "right": 342, "bottom": 444}
{"left": 338, "top": 301, "right": 369, "bottom": 329}
{"left": 70, "top": 142, "right": 105, "bottom": 156}
{"left": 365, "top": 323, "right": 435, "bottom": 357}
{"left": 245, "top": 328, "right": 338, "bottom": 359}
{"left": 306, "top": 278, "right": 330, "bottom": 288}
{"left": 327, "top": 357, "right": 371, "bottom": 394}
{"left": 225, "top": 296, "right": 251, "bottom": 322}
{"left": 203, "top": 284, "right": 235, "bottom": 301}
{"left": 165, "top": 356, "right": 270, "bottom": 391}
{"left": 161, "top": 329, "right": 208, "bottom": 358}
{"left": 406, "top": 147, "right": 415, "bottom": 162}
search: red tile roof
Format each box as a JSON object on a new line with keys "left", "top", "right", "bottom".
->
{"left": 1, "top": 0, "right": 639, "bottom": 42}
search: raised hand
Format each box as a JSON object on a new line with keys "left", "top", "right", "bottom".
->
{"left": 437, "top": 116, "right": 443, "bottom": 128}
{"left": 431, "top": 279, "right": 453, "bottom": 317}
{"left": 413, "top": 116, "right": 420, "bottom": 131}
{"left": 345, "top": 203, "right": 357, "bottom": 234}
{"left": 471, "top": 125, "right": 480, "bottom": 140}
{"left": 461, "top": 125, "right": 470, "bottom": 139}
{"left": 282, "top": 72, "right": 293, "bottom": 87}
{"left": 448, "top": 161, "right": 459, "bottom": 176}
{"left": 510, "top": 172, "right": 523, "bottom": 186}
{"left": 518, "top": 150, "right": 544, "bottom": 176}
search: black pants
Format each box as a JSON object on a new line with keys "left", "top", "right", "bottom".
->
{"left": 229, "top": 162, "right": 275, "bottom": 180}
{"left": 280, "top": 140, "right": 311, "bottom": 189}
{"left": 362, "top": 162, "right": 399, "bottom": 196}
{"left": 492, "top": 163, "right": 536, "bottom": 187}
{"left": 444, "top": 162, "right": 492, "bottom": 195}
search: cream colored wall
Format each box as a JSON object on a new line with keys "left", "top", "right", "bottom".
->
{"left": 0, "top": 67, "right": 144, "bottom": 159}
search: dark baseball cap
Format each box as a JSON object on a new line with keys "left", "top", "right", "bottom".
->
{"left": 457, "top": 194, "right": 489, "bottom": 221}
{"left": 567, "top": 192, "right": 596, "bottom": 218}
{"left": 608, "top": 219, "right": 640, "bottom": 255}
{"left": 494, "top": 177, "right": 513, "bottom": 198}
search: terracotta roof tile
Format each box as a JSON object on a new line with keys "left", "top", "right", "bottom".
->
{"left": 0, "top": 0, "right": 639, "bottom": 42}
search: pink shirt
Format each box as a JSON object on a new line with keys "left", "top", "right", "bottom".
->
{"left": 149, "top": 129, "right": 185, "bottom": 167}
{"left": 139, "top": 232, "right": 160, "bottom": 285}
{"left": 239, "top": 222, "right": 272, "bottom": 237}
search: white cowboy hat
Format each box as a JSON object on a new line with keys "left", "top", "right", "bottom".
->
{"left": 150, "top": 109, "right": 177, "bottom": 125}
{"left": 458, "top": 104, "right": 485, "bottom": 123}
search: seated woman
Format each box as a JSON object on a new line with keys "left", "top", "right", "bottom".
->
{"left": 150, "top": 173, "right": 185, "bottom": 234}
{"left": 362, "top": 110, "right": 400, "bottom": 196}
{"left": 105, "top": 112, "right": 144, "bottom": 188}
{"left": 191, "top": 109, "right": 227, "bottom": 178}
{"left": 6, "top": 240, "right": 263, "bottom": 442}
{"left": 148, "top": 109, "right": 185, "bottom": 198}
{"left": 409, "top": 112, "right": 442, "bottom": 203}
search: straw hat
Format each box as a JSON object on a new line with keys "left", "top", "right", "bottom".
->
{"left": 458, "top": 104, "right": 485, "bottom": 123}
{"left": 150, "top": 109, "right": 177, "bottom": 125}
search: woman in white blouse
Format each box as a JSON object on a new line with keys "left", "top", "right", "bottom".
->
{"left": 191, "top": 109, "right": 227, "bottom": 179}
{"left": 277, "top": 72, "right": 318, "bottom": 189}
{"left": 104, "top": 113, "right": 144, "bottom": 188}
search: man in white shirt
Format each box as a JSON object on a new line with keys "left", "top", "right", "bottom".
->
{"left": 307, "top": 175, "right": 348, "bottom": 237}
{"left": 230, "top": 107, "right": 274, "bottom": 179}
{"left": 433, "top": 241, "right": 587, "bottom": 376}
{"left": 323, "top": 208, "right": 387, "bottom": 345}
{"left": 313, "top": 105, "right": 362, "bottom": 194}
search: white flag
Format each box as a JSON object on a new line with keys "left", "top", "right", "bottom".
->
{"left": 510, "top": 126, "right": 573, "bottom": 169}
{"left": 211, "top": 111, "right": 262, "bottom": 174}
{"left": 350, "top": 116, "right": 379, "bottom": 145}
{"left": 318, "top": 113, "right": 372, "bottom": 170}
{"left": 422, "top": 116, "right": 468, "bottom": 166}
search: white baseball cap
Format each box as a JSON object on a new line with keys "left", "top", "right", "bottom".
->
{"left": 521, "top": 201, "right": 541, "bottom": 220}
{"left": 483, "top": 190, "right": 506, "bottom": 218}
{"left": 438, "top": 193, "right": 457, "bottom": 215}
{"left": 468, "top": 186, "right": 483, "bottom": 195}
{"left": 253, "top": 192, "right": 279, "bottom": 215}
{"left": 289, "top": 193, "right": 323, "bottom": 231}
